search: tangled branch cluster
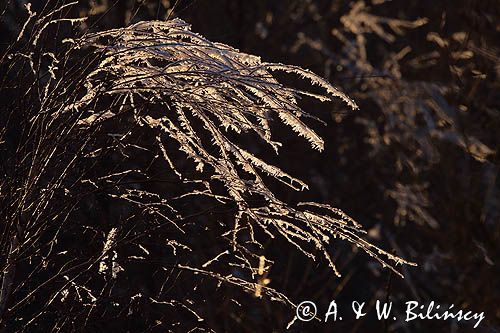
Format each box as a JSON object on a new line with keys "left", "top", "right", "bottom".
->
{"left": 0, "top": 3, "right": 414, "bottom": 330}
{"left": 71, "top": 18, "right": 410, "bottom": 276}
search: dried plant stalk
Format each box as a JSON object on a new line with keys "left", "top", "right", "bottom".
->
{"left": 66, "top": 18, "right": 413, "bottom": 278}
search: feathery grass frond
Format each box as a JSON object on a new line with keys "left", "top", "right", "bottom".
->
{"left": 65, "top": 18, "right": 412, "bottom": 280}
